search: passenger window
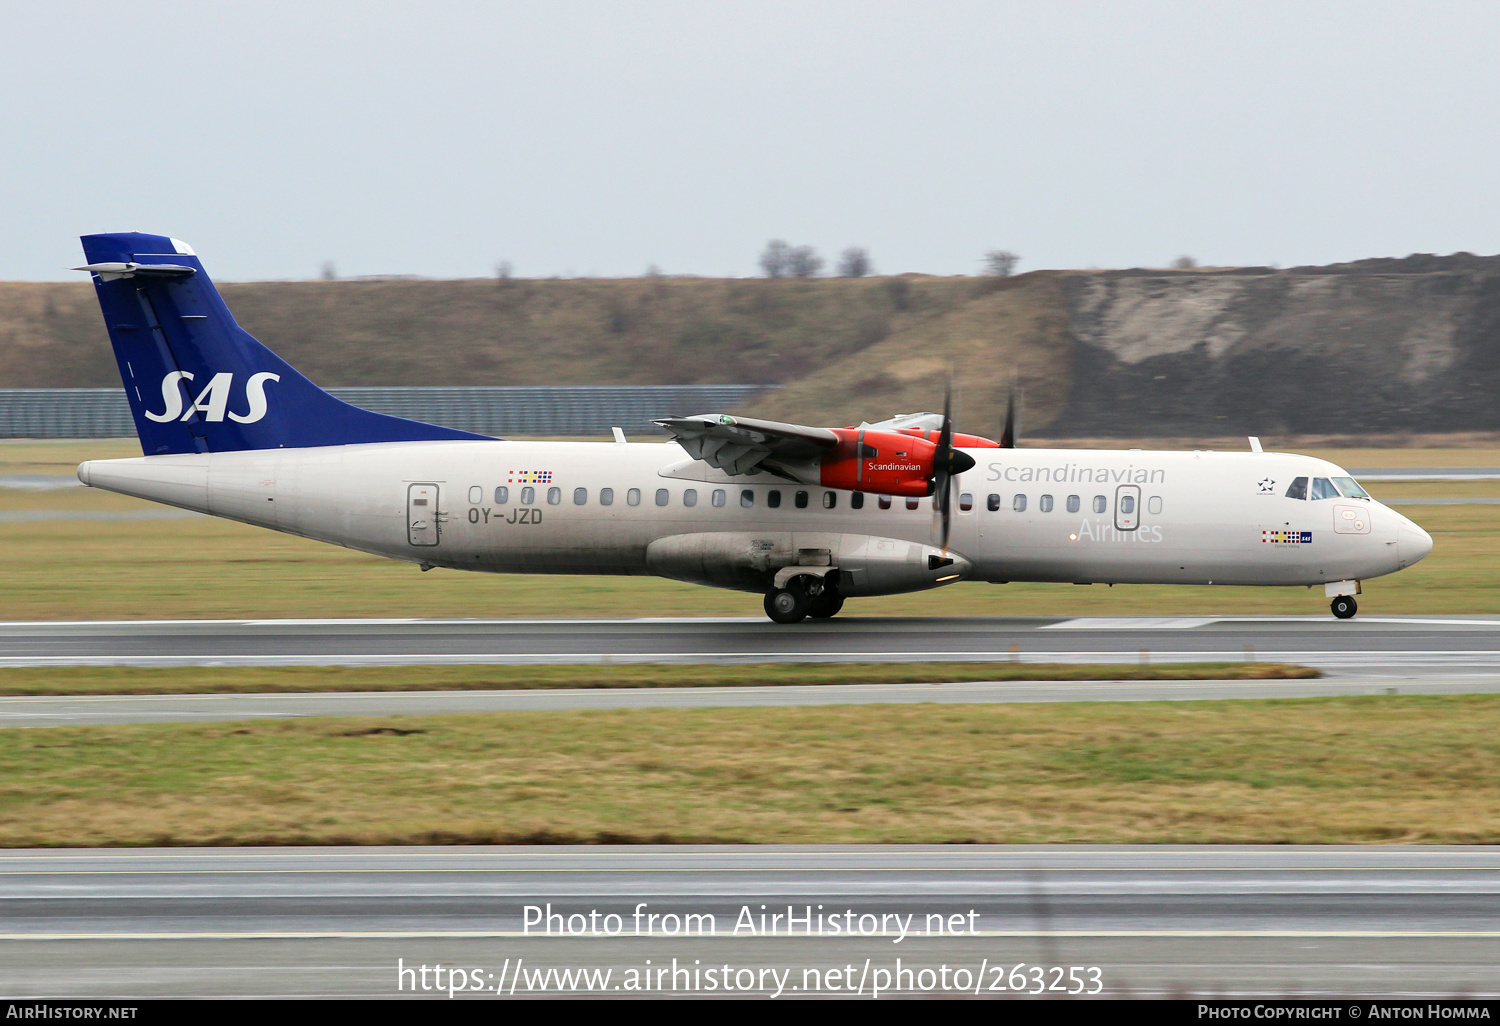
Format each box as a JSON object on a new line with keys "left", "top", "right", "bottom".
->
{"left": 683, "top": 488, "right": 697, "bottom": 507}
{"left": 1066, "top": 495, "right": 1080, "bottom": 513}
{"left": 959, "top": 492, "right": 973, "bottom": 512}
{"left": 412, "top": 498, "right": 428, "bottom": 506}
{"left": 1311, "top": 477, "right": 1338, "bottom": 500}
{"left": 767, "top": 490, "right": 781, "bottom": 508}
{"left": 986, "top": 494, "right": 1001, "bottom": 512}
{"left": 1092, "top": 495, "right": 1106, "bottom": 514}
{"left": 521, "top": 486, "right": 535, "bottom": 505}
{"left": 1285, "top": 477, "right": 1308, "bottom": 500}
{"left": 851, "top": 492, "right": 864, "bottom": 509}
{"left": 1147, "top": 495, "right": 1162, "bottom": 514}
{"left": 468, "top": 486, "right": 482, "bottom": 504}
{"left": 906, "top": 497, "right": 920, "bottom": 510}
{"left": 1331, "top": 476, "right": 1369, "bottom": 499}
{"left": 1013, "top": 494, "right": 1027, "bottom": 512}
{"left": 573, "top": 487, "right": 587, "bottom": 505}
{"left": 823, "top": 492, "right": 837, "bottom": 509}
{"left": 547, "top": 487, "right": 561, "bottom": 505}
{"left": 1039, "top": 494, "right": 1053, "bottom": 513}
{"left": 1120, "top": 494, "right": 1135, "bottom": 514}
{"left": 655, "top": 488, "right": 670, "bottom": 507}
{"left": 712, "top": 489, "right": 726, "bottom": 507}
{"left": 795, "top": 491, "right": 809, "bottom": 509}
{"left": 878, "top": 496, "right": 892, "bottom": 510}
{"left": 494, "top": 486, "right": 509, "bottom": 505}
{"left": 600, "top": 488, "right": 613, "bottom": 506}
{"left": 740, "top": 489, "right": 755, "bottom": 508}
{"left": 626, "top": 488, "right": 641, "bottom": 506}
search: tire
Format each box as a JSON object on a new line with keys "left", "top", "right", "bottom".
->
{"left": 1330, "top": 595, "right": 1357, "bottom": 619}
{"left": 808, "top": 591, "right": 845, "bottom": 618}
{"left": 764, "top": 587, "right": 810, "bottom": 624}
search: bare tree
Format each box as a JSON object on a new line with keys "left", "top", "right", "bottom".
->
{"left": 760, "top": 240, "right": 791, "bottom": 278}
{"left": 320, "top": 261, "right": 337, "bottom": 281}
{"left": 496, "top": 260, "right": 513, "bottom": 280}
{"left": 983, "top": 250, "right": 1018, "bottom": 276}
{"left": 1172, "top": 255, "right": 1198, "bottom": 269}
{"left": 788, "top": 245, "right": 823, "bottom": 278}
{"left": 837, "top": 247, "right": 872, "bottom": 277}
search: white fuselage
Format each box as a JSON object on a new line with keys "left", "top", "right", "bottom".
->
{"left": 77, "top": 440, "right": 1433, "bottom": 596}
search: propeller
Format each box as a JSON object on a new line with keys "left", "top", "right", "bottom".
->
{"left": 1000, "top": 382, "right": 1020, "bottom": 448}
{"left": 931, "top": 381, "right": 976, "bottom": 553}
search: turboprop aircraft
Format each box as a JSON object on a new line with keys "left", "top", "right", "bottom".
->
{"left": 72, "top": 232, "right": 1433, "bottom": 623}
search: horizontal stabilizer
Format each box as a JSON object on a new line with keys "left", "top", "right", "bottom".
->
{"left": 71, "top": 262, "right": 196, "bottom": 282}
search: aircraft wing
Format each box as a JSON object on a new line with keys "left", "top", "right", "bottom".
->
{"left": 653, "top": 414, "right": 839, "bottom": 477}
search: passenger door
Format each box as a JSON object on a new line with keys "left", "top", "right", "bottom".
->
{"left": 408, "top": 483, "right": 442, "bottom": 546}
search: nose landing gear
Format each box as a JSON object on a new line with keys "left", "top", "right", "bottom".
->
{"left": 1331, "top": 595, "right": 1358, "bottom": 619}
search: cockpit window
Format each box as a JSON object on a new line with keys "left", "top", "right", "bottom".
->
{"left": 1285, "top": 477, "right": 1308, "bottom": 500}
{"left": 1310, "top": 477, "right": 1339, "bottom": 500}
{"left": 1330, "top": 476, "right": 1369, "bottom": 499}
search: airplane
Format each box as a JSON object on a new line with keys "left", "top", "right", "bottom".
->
{"left": 71, "top": 232, "right": 1434, "bottom": 623}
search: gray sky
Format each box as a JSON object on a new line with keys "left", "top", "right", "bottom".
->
{"left": 4, "top": 1, "right": 1499, "bottom": 280}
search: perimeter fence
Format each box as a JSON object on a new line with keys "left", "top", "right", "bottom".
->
{"left": 0, "top": 385, "right": 776, "bottom": 439}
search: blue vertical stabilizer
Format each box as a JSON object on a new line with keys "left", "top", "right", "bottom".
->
{"left": 78, "top": 233, "right": 492, "bottom": 454}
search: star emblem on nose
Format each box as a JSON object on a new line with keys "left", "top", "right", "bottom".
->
{"left": 1258, "top": 478, "right": 1275, "bottom": 493}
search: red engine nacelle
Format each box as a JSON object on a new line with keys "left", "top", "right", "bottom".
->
{"left": 818, "top": 428, "right": 940, "bottom": 496}
{"left": 892, "top": 425, "right": 1001, "bottom": 449}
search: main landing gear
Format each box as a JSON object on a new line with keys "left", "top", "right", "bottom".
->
{"left": 764, "top": 574, "right": 843, "bottom": 624}
{"left": 1330, "top": 595, "right": 1358, "bottom": 619}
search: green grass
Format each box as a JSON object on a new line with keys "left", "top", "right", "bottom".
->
{"left": 0, "top": 662, "right": 1316, "bottom": 696}
{"left": 1, "top": 695, "right": 1494, "bottom": 846}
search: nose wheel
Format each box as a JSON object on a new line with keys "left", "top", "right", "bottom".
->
{"left": 1331, "top": 595, "right": 1357, "bottom": 619}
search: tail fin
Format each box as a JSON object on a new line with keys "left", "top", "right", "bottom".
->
{"left": 76, "top": 232, "right": 490, "bottom": 455}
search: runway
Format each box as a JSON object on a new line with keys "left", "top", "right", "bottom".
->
{"left": 0, "top": 845, "right": 1493, "bottom": 998}
{"left": 0, "top": 675, "right": 1493, "bottom": 728}
{"left": 5, "top": 614, "right": 1500, "bottom": 675}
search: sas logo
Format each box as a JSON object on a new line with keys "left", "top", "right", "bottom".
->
{"left": 145, "top": 371, "right": 280, "bottom": 424}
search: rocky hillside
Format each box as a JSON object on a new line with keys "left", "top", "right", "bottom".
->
{"left": 4, "top": 253, "right": 1498, "bottom": 438}
{"left": 1057, "top": 254, "right": 1500, "bottom": 436}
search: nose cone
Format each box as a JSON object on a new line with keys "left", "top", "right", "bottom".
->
{"left": 1399, "top": 521, "right": 1434, "bottom": 566}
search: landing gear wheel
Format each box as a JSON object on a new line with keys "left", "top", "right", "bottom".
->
{"left": 808, "top": 591, "right": 845, "bottom": 619}
{"left": 1331, "top": 595, "right": 1358, "bottom": 619}
{"left": 764, "top": 586, "right": 810, "bottom": 624}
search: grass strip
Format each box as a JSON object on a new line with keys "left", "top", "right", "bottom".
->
{"left": 0, "top": 694, "right": 1494, "bottom": 847}
{"left": 0, "top": 662, "right": 1317, "bottom": 696}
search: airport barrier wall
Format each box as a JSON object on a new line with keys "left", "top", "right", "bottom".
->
{"left": 0, "top": 386, "right": 776, "bottom": 439}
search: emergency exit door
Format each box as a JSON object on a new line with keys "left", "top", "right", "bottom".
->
{"left": 408, "top": 483, "right": 442, "bottom": 546}
{"left": 1114, "top": 484, "right": 1141, "bottom": 531}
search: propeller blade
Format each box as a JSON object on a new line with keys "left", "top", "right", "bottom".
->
{"left": 940, "top": 474, "right": 953, "bottom": 552}
{"left": 938, "top": 383, "right": 954, "bottom": 454}
{"left": 1000, "top": 383, "right": 1018, "bottom": 448}
{"left": 934, "top": 381, "right": 956, "bottom": 552}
